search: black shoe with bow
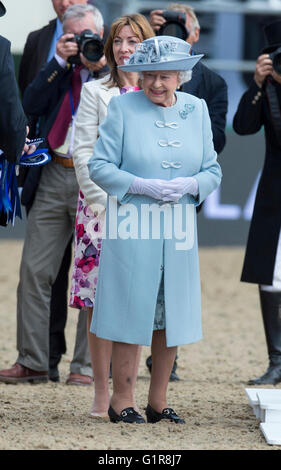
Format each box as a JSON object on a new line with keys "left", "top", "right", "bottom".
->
{"left": 108, "top": 405, "right": 145, "bottom": 423}
{"left": 145, "top": 404, "right": 185, "bottom": 424}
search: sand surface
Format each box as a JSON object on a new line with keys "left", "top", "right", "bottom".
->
{"left": 0, "top": 241, "right": 280, "bottom": 451}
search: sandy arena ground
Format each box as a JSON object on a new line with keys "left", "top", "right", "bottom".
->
{"left": 0, "top": 240, "right": 280, "bottom": 451}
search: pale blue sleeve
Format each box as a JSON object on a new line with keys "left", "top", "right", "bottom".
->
{"left": 87, "top": 96, "right": 136, "bottom": 204}
{"left": 193, "top": 99, "right": 222, "bottom": 205}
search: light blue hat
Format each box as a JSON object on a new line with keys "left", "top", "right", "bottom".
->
{"left": 118, "top": 35, "right": 203, "bottom": 72}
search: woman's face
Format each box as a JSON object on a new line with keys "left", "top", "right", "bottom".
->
{"left": 113, "top": 25, "right": 140, "bottom": 66}
{"left": 142, "top": 71, "right": 180, "bottom": 107}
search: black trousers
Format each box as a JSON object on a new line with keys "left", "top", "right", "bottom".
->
{"left": 49, "top": 237, "right": 72, "bottom": 369}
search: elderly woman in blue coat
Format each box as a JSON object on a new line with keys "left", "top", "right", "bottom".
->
{"left": 88, "top": 36, "right": 222, "bottom": 424}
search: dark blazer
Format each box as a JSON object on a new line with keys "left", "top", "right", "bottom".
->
{"left": 21, "top": 57, "right": 73, "bottom": 209}
{"left": 182, "top": 60, "right": 228, "bottom": 155}
{"left": 18, "top": 19, "right": 57, "bottom": 97}
{"left": 233, "top": 79, "right": 281, "bottom": 285}
{"left": 0, "top": 35, "right": 26, "bottom": 163}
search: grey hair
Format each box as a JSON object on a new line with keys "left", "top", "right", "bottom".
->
{"left": 178, "top": 70, "right": 192, "bottom": 85}
{"left": 62, "top": 4, "right": 104, "bottom": 34}
{"left": 138, "top": 70, "right": 192, "bottom": 86}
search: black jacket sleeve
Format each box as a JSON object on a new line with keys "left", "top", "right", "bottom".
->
{"left": 22, "top": 57, "right": 71, "bottom": 118}
{"left": 0, "top": 36, "right": 27, "bottom": 163}
{"left": 233, "top": 80, "right": 264, "bottom": 135}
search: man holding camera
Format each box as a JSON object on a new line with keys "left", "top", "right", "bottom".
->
{"left": 0, "top": 3, "right": 106, "bottom": 385}
{"left": 233, "top": 20, "right": 281, "bottom": 385}
{"left": 147, "top": 3, "right": 228, "bottom": 381}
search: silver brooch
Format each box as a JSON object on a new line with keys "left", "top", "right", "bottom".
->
{"left": 179, "top": 104, "right": 195, "bottom": 119}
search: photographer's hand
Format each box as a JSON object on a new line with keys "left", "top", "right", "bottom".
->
{"left": 149, "top": 9, "right": 166, "bottom": 32}
{"left": 80, "top": 53, "right": 107, "bottom": 73}
{"left": 254, "top": 54, "right": 273, "bottom": 88}
{"left": 56, "top": 33, "right": 78, "bottom": 61}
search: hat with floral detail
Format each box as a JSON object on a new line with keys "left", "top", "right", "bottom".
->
{"left": 118, "top": 35, "right": 203, "bottom": 72}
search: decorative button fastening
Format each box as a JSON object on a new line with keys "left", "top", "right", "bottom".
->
{"left": 158, "top": 140, "right": 182, "bottom": 148}
{"left": 161, "top": 161, "right": 182, "bottom": 169}
{"left": 155, "top": 120, "right": 179, "bottom": 129}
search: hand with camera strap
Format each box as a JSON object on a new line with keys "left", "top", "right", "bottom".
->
{"left": 254, "top": 54, "right": 274, "bottom": 88}
{"left": 149, "top": 10, "right": 166, "bottom": 33}
{"left": 56, "top": 33, "right": 79, "bottom": 61}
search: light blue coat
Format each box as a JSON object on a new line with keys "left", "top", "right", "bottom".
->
{"left": 88, "top": 90, "right": 222, "bottom": 347}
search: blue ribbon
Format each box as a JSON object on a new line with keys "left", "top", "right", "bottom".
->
{"left": 0, "top": 147, "right": 51, "bottom": 226}
{"left": 20, "top": 148, "right": 51, "bottom": 166}
{"left": 0, "top": 156, "right": 21, "bottom": 225}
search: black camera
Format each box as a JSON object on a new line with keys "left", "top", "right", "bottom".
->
{"left": 269, "top": 47, "right": 281, "bottom": 75}
{"left": 68, "top": 29, "right": 104, "bottom": 65}
{"left": 158, "top": 10, "right": 189, "bottom": 41}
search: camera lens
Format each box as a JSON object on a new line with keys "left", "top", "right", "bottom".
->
{"left": 273, "top": 53, "right": 281, "bottom": 75}
{"left": 158, "top": 21, "right": 188, "bottom": 41}
{"left": 83, "top": 39, "right": 104, "bottom": 62}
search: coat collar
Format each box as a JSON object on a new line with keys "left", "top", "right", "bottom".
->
{"left": 98, "top": 80, "right": 120, "bottom": 106}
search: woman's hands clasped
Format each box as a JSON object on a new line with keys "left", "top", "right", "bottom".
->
{"left": 129, "top": 176, "right": 199, "bottom": 202}
{"left": 161, "top": 177, "right": 199, "bottom": 202}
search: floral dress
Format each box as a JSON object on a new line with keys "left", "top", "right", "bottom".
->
{"left": 69, "top": 86, "right": 140, "bottom": 310}
{"left": 69, "top": 190, "right": 103, "bottom": 309}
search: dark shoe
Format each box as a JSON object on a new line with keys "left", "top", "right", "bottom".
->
{"left": 49, "top": 367, "right": 60, "bottom": 383}
{"left": 145, "top": 355, "right": 180, "bottom": 381}
{"left": 66, "top": 373, "right": 93, "bottom": 386}
{"left": 169, "top": 361, "right": 180, "bottom": 382}
{"left": 108, "top": 405, "right": 145, "bottom": 424}
{"left": 146, "top": 355, "right": 152, "bottom": 374}
{"left": 145, "top": 404, "right": 185, "bottom": 424}
{"left": 0, "top": 363, "right": 48, "bottom": 384}
{"left": 248, "top": 363, "right": 281, "bottom": 385}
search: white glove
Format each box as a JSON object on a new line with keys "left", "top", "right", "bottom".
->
{"left": 162, "top": 177, "right": 199, "bottom": 202}
{"left": 129, "top": 176, "right": 174, "bottom": 201}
